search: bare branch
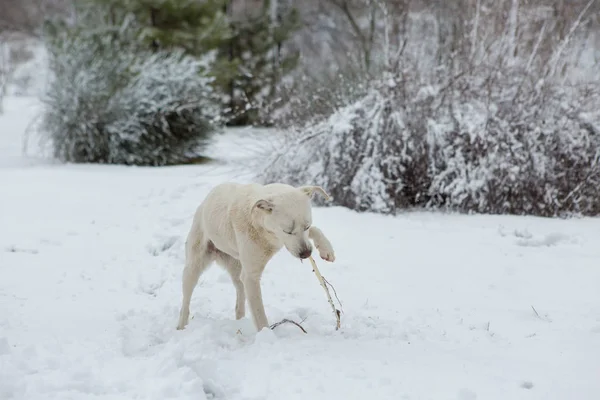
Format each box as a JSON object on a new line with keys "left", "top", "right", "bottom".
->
{"left": 269, "top": 318, "right": 308, "bottom": 333}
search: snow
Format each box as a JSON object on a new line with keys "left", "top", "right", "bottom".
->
{"left": 2, "top": 96, "right": 600, "bottom": 400}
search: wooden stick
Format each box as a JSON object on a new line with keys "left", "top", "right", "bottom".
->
{"left": 269, "top": 318, "right": 308, "bottom": 333}
{"left": 308, "top": 255, "right": 341, "bottom": 330}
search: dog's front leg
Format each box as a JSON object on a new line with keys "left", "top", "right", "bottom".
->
{"left": 239, "top": 251, "right": 270, "bottom": 331}
{"left": 309, "top": 226, "right": 335, "bottom": 262}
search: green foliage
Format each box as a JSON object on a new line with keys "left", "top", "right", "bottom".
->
{"left": 130, "top": 0, "right": 231, "bottom": 53}
{"left": 220, "top": 3, "right": 301, "bottom": 125}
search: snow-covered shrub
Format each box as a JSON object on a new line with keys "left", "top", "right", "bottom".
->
{"left": 262, "top": 73, "right": 600, "bottom": 217}
{"left": 262, "top": 59, "right": 600, "bottom": 217}
{"left": 101, "top": 50, "right": 219, "bottom": 165}
{"left": 260, "top": 0, "right": 600, "bottom": 217}
{"left": 261, "top": 74, "right": 432, "bottom": 213}
{"left": 428, "top": 83, "right": 600, "bottom": 216}
{"left": 40, "top": 13, "right": 220, "bottom": 165}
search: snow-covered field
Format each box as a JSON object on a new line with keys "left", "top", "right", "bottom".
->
{"left": 1, "top": 96, "right": 600, "bottom": 400}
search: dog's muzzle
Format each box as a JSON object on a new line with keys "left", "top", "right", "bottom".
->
{"left": 298, "top": 247, "right": 312, "bottom": 259}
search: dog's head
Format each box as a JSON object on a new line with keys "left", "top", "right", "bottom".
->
{"left": 252, "top": 185, "right": 330, "bottom": 259}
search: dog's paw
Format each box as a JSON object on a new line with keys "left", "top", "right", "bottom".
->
{"left": 318, "top": 247, "right": 335, "bottom": 262}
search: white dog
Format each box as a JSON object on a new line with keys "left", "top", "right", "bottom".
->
{"left": 176, "top": 182, "right": 336, "bottom": 332}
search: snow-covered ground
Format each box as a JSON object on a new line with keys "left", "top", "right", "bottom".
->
{"left": 1, "top": 96, "right": 600, "bottom": 400}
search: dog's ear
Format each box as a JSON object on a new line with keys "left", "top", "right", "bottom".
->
{"left": 299, "top": 185, "right": 331, "bottom": 200}
{"left": 253, "top": 199, "right": 274, "bottom": 213}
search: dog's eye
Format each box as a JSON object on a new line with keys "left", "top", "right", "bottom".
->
{"left": 304, "top": 226, "right": 310, "bottom": 231}
{"left": 284, "top": 230, "right": 293, "bottom": 235}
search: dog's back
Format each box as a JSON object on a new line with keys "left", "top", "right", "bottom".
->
{"left": 192, "top": 182, "right": 261, "bottom": 258}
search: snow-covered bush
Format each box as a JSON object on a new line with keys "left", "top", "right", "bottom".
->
{"left": 428, "top": 83, "right": 600, "bottom": 217}
{"left": 40, "top": 11, "right": 220, "bottom": 166}
{"left": 262, "top": 75, "right": 431, "bottom": 213}
{"left": 262, "top": 73, "right": 600, "bottom": 217}
{"left": 101, "top": 50, "right": 219, "bottom": 165}
{"left": 263, "top": 59, "right": 600, "bottom": 217}
{"left": 260, "top": 0, "right": 600, "bottom": 217}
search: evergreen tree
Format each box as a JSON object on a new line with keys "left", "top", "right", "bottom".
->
{"left": 219, "top": 0, "right": 300, "bottom": 125}
{"left": 117, "top": 0, "right": 231, "bottom": 55}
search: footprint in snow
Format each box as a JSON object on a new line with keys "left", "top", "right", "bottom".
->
{"left": 147, "top": 235, "right": 179, "bottom": 256}
{"left": 521, "top": 381, "right": 534, "bottom": 389}
{"left": 5, "top": 245, "right": 39, "bottom": 254}
{"left": 498, "top": 226, "right": 573, "bottom": 247}
{"left": 516, "top": 232, "right": 572, "bottom": 247}
{"left": 457, "top": 388, "right": 477, "bottom": 400}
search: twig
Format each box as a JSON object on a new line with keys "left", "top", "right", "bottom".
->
{"left": 322, "top": 276, "right": 344, "bottom": 313}
{"left": 308, "top": 255, "right": 342, "bottom": 330}
{"left": 269, "top": 318, "right": 307, "bottom": 333}
{"left": 531, "top": 305, "right": 541, "bottom": 319}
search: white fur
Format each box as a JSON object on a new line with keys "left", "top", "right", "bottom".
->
{"left": 176, "top": 182, "right": 335, "bottom": 332}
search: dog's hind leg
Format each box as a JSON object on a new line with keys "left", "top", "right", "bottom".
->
{"left": 176, "top": 237, "right": 214, "bottom": 330}
{"left": 215, "top": 251, "right": 246, "bottom": 320}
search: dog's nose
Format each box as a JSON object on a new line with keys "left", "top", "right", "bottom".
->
{"left": 299, "top": 248, "right": 312, "bottom": 259}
